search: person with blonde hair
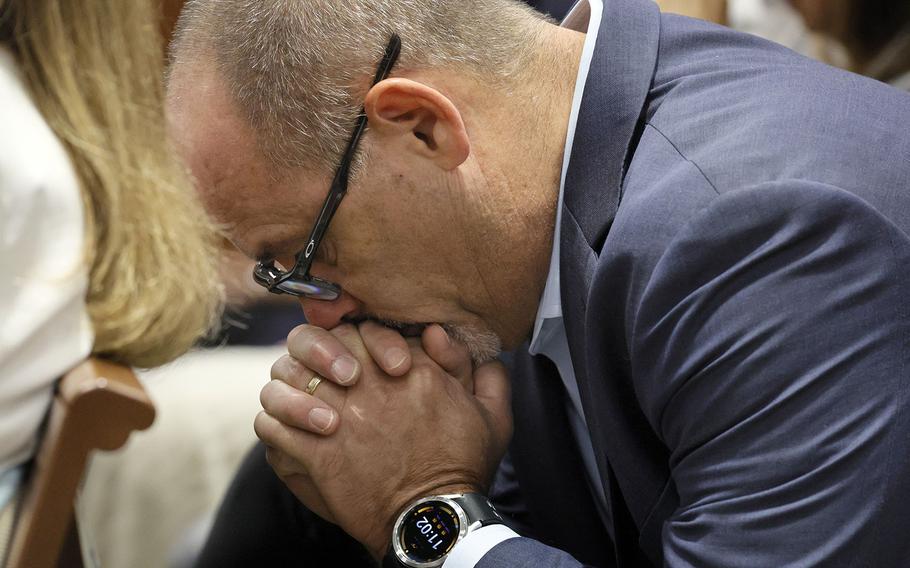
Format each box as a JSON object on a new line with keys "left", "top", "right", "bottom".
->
{"left": 0, "top": 0, "right": 222, "bottom": 521}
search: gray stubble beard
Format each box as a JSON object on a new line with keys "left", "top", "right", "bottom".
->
{"left": 350, "top": 316, "right": 503, "bottom": 366}
{"left": 441, "top": 322, "right": 502, "bottom": 365}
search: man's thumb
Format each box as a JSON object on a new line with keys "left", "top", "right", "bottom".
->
{"left": 473, "top": 360, "right": 512, "bottom": 441}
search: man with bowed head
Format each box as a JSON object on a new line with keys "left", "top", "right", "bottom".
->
{"left": 167, "top": 0, "right": 910, "bottom": 565}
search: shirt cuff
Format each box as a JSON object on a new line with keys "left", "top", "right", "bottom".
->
{"left": 443, "top": 524, "right": 521, "bottom": 567}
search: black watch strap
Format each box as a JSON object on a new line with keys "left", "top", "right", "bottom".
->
{"left": 382, "top": 549, "right": 408, "bottom": 568}
{"left": 454, "top": 493, "right": 503, "bottom": 529}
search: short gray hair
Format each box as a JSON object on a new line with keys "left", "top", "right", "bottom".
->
{"left": 172, "top": 0, "right": 550, "bottom": 173}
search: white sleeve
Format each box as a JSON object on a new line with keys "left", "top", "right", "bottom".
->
{"left": 443, "top": 525, "right": 521, "bottom": 567}
{"left": 0, "top": 47, "right": 93, "bottom": 473}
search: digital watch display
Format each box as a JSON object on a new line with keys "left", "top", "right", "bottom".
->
{"left": 390, "top": 497, "right": 469, "bottom": 567}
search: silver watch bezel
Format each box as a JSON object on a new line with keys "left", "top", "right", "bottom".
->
{"left": 390, "top": 494, "right": 470, "bottom": 568}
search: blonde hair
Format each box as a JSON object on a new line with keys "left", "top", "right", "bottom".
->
{"left": 1, "top": 0, "right": 223, "bottom": 367}
{"left": 172, "top": 0, "right": 550, "bottom": 173}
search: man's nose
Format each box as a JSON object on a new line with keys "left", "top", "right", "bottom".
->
{"left": 299, "top": 290, "right": 363, "bottom": 330}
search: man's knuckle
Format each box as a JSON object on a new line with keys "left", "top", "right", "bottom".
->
{"left": 270, "top": 355, "right": 291, "bottom": 380}
{"left": 253, "top": 411, "right": 271, "bottom": 440}
{"left": 284, "top": 356, "right": 309, "bottom": 382}
{"left": 269, "top": 360, "right": 281, "bottom": 380}
{"left": 286, "top": 324, "right": 306, "bottom": 345}
{"left": 259, "top": 382, "right": 275, "bottom": 410}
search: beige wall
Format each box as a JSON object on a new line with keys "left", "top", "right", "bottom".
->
{"left": 655, "top": 0, "right": 728, "bottom": 24}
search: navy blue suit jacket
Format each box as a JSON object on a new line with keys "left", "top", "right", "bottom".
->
{"left": 482, "top": 1, "right": 910, "bottom": 566}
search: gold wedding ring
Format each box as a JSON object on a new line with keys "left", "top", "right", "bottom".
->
{"left": 304, "top": 374, "right": 324, "bottom": 396}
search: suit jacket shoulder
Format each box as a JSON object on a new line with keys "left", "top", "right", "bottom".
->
{"left": 500, "top": 2, "right": 910, "bottom": 566}
{"left": 579, "top": 10, "right": 910, "bottom": 567}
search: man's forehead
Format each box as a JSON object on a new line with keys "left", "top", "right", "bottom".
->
{"left": 168, "top": 60, "right": 332, "bottom": 262}
{"left": 215, "top": 188, "right": 316, "bottom": 261}
{"left": 196, "top": 154, "right": 327, "bottom": 263}
{"left": 211, "top": 165, "right": 334, "bottom": 260}
{"left": 171, "top": 92, "right": 284, "bottom": 235}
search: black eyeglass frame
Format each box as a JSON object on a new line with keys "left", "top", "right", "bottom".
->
{"left": 253, "top": 34, "right": 403, "bottom": 300}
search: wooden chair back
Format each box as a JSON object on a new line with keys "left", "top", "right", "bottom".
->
{"left": 4, "top": 359, "right": 155, "bottom": 568}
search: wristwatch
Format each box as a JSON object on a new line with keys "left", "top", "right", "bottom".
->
{"left": 383, "top": 493, "right": 504, "bottom": 568}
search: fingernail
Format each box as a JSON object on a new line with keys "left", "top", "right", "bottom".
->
{"left": 441, "top": 326, "right": 452, "bottom": 345}
{"left": 386, "top": 348, "right": 409, "bottom": 371}
{"left": 309, "top": 408, "right": 335, "bottom": 432}
{"left": 331, "top": 355, "right": 358, "bottom": 385}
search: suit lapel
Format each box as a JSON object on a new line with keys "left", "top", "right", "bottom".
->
{"left": 509, "top": 349, "right": 615, "bottom": 567}
{"left": 563, "top": 0, "right": 662, "bottom": 249}
{"left": 559, "top": 0, "right": 662, "bottom": 564}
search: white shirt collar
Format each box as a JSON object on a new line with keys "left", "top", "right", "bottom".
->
{"left": 529, "top": 0, "right": 604, "bottom": 354}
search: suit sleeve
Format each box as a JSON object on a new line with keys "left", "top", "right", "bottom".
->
{"left": 475, "top": 536, "right": 592, "bottom": 567}
{"left": 631, "top": 182, "right": 910, "bottom": 566}
{"left": 471, "top": 450, "right": 595, "bottom": 567}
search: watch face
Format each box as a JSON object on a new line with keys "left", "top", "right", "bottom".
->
{"left": 398, "top": 500, "right": 461, "bottom": 564}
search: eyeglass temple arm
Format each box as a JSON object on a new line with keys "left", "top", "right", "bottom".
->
{"left": 294, "top": 166, "right": 352, "bottom": 267}
{"left": 292, "top": 34, "right": 402, "bottom": 269}
{"left": 373, "top": 34, "right": 402, "bottom": 84}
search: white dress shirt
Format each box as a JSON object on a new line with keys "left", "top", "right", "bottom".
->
{"left": 0, "top": 46, "right": 94, "bottom": 508}
{"left": 445, "top": 1, "right": 604, "bottom": 565}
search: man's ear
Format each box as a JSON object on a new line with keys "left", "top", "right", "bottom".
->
{"left": 363, "top": 78, "right": 470, "bottom": 171}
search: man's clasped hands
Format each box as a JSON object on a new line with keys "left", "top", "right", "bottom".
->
{"left": 255, "top": 321, "right": 513, "bottom": 560}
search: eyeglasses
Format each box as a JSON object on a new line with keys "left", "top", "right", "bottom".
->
{"left": 252, "top": 34, "right": 402, "bottom": 301}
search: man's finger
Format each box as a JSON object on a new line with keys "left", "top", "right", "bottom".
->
{"left": 328, "top": 323, "right": 373, "bottom": 367}
{"left": 254, "top": 410, "right": 321, "bottom": 464}
{"left": 358, "top": 320, "right": 412, "bottom": 376}
{"left": 263, "top": 447, "right": 334, "bottom": 522}
{"left": 473, "top": 360, "right": 513, "bottom": 445}
{"left": 264, "top": 444, "right": 309, "bottom": 478}
{"left": 271, "top": 354, "right": 346, "bottom": 398}
{"left": 260, "top": 378, "right": 340, "bottom": 435}
{"left": 286, "top": 324, "right": 361, "bottom": 386}
{"left": 421, "top": 324, "right": 473, "bottom": 391}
